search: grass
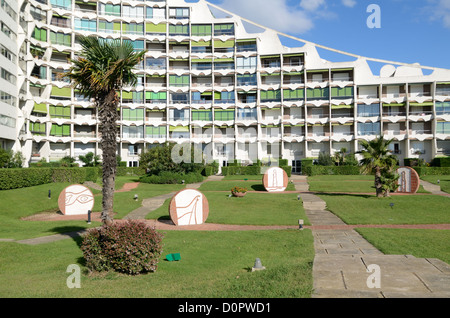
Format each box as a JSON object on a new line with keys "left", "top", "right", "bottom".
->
{"left": 421, "top": 175, "right": 450, "bottom": 193}
{"left": 318, "top": 193, "right": 450, "bottom": 225}
{"left": 198, "top": 180, "right": 296, "bottom": 192}
{"left": 308, "top": 175, "right": 430, "bottom": 194}
{"left": 0, "top": 178, "right": 184, "bottom": 240}
{"left": 355, "top": 228, "right": 450, "bottom": 264}
{"left": 147, "top": 192, "right": 309, "bottom": 226}
{"left": 0, "top": 230, "right": 314, "bottom": 298}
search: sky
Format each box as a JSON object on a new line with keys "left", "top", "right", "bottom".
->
{"left": 200, "top": 0, "right": 450, "bottom": 74}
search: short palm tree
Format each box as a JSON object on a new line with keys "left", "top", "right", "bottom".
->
{"left": 358, "top": 136, "right": 398, "bottom": 197}
{"left": 65, "top": 36, "right": 146, "bottom": 225}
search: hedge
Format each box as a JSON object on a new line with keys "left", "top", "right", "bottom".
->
{"left": 303, "top": 165, "right": 361, "bottom": 176}
{"left": 412, "top": 167, "right": 450, "bottom": 177}
{"left": 0, "top": 168, "right": 53, "bottom": 190}
{"left": 221, "top": 165, "right": 292, "bottom": 177}
{"left": 431, "top": 157, "right": 450, "bottom": 167}
{"left": 140, "top": 171, "right": 203, "bottom": 184}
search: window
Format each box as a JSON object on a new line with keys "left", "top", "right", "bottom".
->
{"left": 122, "top": 91, "right": 144, "bottom": 103}
{"left": 0, "top": 114, "right": 15, "bottom": 128}
{"left": 1, "top": 44, "right": 16, "bottom": 64}
{"left": 50, "top": 124, "right": 71, "bottom": 137}
{"left": 32, "top": 27, "right": 47, "bottom": 41}
{"left": 169, "top": 109, "right": 189, "bottom": 121}
{"left": 192, "top": 110, "right": 212, "bottom": 121}
{"left": 98, "top": 3, "right": 120, "bottom": 16}
{"left": 1, "top": 0, "right": 17, "bottom": 21}
{"left": 169, "top": 8, "right": 189, "bottom": 19}
{"left": 237, "top": 74, "right": 257, "bottom": 86}
{"left": 50, "top": 0, "right": 71, "bottom": 10}
{"left": 146, "top": 126, "right": 166, "bottom": 138}
{"left": 49, "top": 105, "right": 71, "bottom": 118}
{"left": 283, "top": 89, "right": 305, "bottom": 101}
{"left": 357, "top": 122, "right": 380, "bottom": 136}
{"left": 123, "top": 40, "right": 145, "bottom": 51}
{"left": 122, "top": 5, "right": 144, "bottom": 18}
{"left": 169, "top": 75, "right": 189, "bottom": 87}
{"left": 236, "top": 40, "right": 257, "bottom": 52}
{"left": 146, "top": 7, "right": 165, "bottom": 19}
{"left": 331, "top": 86, "right": 354, "bottom": 98}
{"left": 30, "top": 6, "right": 46, "bottom": 23}
{"left": 214, "top": 24, "right": 234, "bottom": 36}
{"left": 357, "top": 104, "right": 380, "bottom": 117}
{"left": 260, "top": 90, "right": 281, "bottom": 103}
{"left": 214, "top": 109, "right": 235, "bottom": 121}
{"left": 0, "top": 90, "right": 16, "bottom": 107}
{"left": 169, "top": 24, "right": 189, "bottom": 36}
{"left": 52, "top": 15, "right": 71, "bottom": 28}
{"left": 436, "top": 122, "right": 450, "bottom": 134}
{"left": 436, "top": 102, "right": 450, "bottom": 115}
{"left": 50, "top": 31, "right": 71, "bottom": 46}
{"left": 191, "top": 25, "right": 212, "bottom": 36}
{"left": 236, "top": 57, "right": 257, "bottom": 69}
{"left": 98, "top": 21, "right": 119, "bottom": 34}
{"left": 214, "top": 91, "right": 235, "bottom": 104}
{"left": 146, "top": 91, "right": 167, "bottom": 103}
{"left": 74, "top": 18, "right": 96, "bottom": 32}
{"left": 237, "top": 108, "right": 257, "bottom": 120}
{"left": 123, "top": 126, "right": 144, "bottom": 139}
{"left": 122, "top": 23, "right": 144, "bottom": 35}
{"left": 146, "top": 58, "right": 166, "bottom": 70}
{"left": 122, "top": 108, "right": 144, "bottom": 121}
{"left": 0, "top": 67, "right": 16, "bottom": 85}
{"left": 306, "top": 87, "right": 329, "bottom": 100}
{"left": 29, "top": 122, "right": 46, "bottom": 135}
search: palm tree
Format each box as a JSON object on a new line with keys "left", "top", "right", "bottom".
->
{"left": 358, "top": 136, "right": 398, "bottom": 198}
{"left": 65, "top": 36, "right": 146, "bottom": 225}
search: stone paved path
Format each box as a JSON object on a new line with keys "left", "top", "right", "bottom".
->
{"left": 293, "top": 175, "right": 450, "bottom": 298}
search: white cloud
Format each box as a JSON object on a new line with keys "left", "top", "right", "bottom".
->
{"left": 300, "top": 0, "right": 326, "bottom": 11}
{"left": 427, "top": 0, "right": 450, "bottom": 28}
{"left": 217, "top": 0, "right": 315, "bottom": 34}
{"left": 341, "top": 0, "right": 357, "bottom": 8}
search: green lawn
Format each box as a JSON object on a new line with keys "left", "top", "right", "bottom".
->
{"left": 198, "top": 180, "right": 296, "bottom": 192}
{"left": 308, "top": 175, "right": 430, "bottom": 193}
{"left": 0, "top": 178, "right": 184, "bottom": 240}
{"left": 147, "top": 192, "right": 309, "bottom": 226}
{"left": 318, "top": 193, "right": 450, "bottom": 225}
{"left": 355, "top": 228, "right": 450, "bottom": 264}
{"left": 0, "top": 230, "right": 314, "bottom": 298}
{"left": 421, "top": 175, "right": 450, "bottom": 193}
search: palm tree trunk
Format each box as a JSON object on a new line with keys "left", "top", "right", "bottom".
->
{"left": 374, "top": 166, "right": 383, "bottom": 198}
{"left": 98, "top": 90, "right": 119, "bottom": 225}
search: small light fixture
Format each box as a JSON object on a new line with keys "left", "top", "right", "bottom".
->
{"left": 297, "top": 195, "right": 301, "bottom": 201}
{"left": 87, "top": 210, "right": 91, "bottom": 224}
{"left": 134, "top": 194, "right": 138, "bottom": 201}
{"left": 182, "top": 180, "right": 185, "bottom": 185}
{"left": 228, "top": 194, "right": 232, "bottom": 199}
{"left": 252, "top": 258, "right": 266, "bottom": 272}
{"left": 437, "top": 179, "right": 440, "bottom": 184}
{"left": 299, "top": 219, "right": 304, "bottom": 230}
{"left": 48, "top": 190, "right": 51, "bottom": 199}
{"left": 390, "top": 203, "right": 394, "bottom": 209}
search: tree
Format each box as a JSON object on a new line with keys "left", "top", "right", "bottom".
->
{"left": 358, "top": 136, "right": 399, "bottom": 198}
{"left": 65, "top": 36, "right": 146, "bottom": 225}
{"left": 78, "top": 152, "right": 101, "bottom": 167}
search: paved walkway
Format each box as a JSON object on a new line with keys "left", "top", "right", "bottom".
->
{"left": 294, "top": 175, "right": 450, "bottom": 298}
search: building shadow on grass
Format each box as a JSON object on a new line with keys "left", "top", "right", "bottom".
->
{"left": 314, "top": 192, "right": 375, "bottom": 199}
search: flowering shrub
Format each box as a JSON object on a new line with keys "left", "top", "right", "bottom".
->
{"left": 81, "top": 220, "right": 164, "bottom": 275}
{"left": 231, "top": 186, "right": 247, "bottom": 193}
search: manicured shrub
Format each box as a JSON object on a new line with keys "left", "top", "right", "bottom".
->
{"left": 81, "top": 220, "right": 164, "bottom": 275}
{"left": 413, "top": 167, "right": 450, "bottom": 177}
{"left": 0, "top": 168, "right": 53, "bottom": 190}
{"left": 140, "top": 171, "right": 203, "bottom": 184}
{"left": 51, "top": 168, "right": 86, "bottom": 183}
{"left": 303, "top": 165, "right": 361, "bottom": 176}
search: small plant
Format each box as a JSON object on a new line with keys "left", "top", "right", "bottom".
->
{"left": 231, "top": 186, "right": 247, "bottom": 193}
{"left": 81, "top": 220, "right": 164, "bottom": 275}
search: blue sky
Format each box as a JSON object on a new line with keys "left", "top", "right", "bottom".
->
{"left": 203, "top": 0, "right": 450, "bottom": 74}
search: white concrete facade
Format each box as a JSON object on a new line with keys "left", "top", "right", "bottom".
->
{"left": 3, "top": 0, "right": 450, "bottom": 169}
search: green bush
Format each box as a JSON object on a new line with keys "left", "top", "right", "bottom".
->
{"left": 303, "top": 165, "right": 361, "bottom": 176}
{"left": 431, "top": 157, "right": 450, "bottom": 167}
{"left": 0, "top": 168, "right": 53, "bottom": 190}
{"left": 413, "top": 167, "right": 450, "bottom": 177}
{"left": 221, "top": 165, "right": 262, "bottom": 176}
{"left": 81, "top": 220, "right": 164, "bottom": 275}
{"left": 51, "top": 168, "right": 86, "bottom": 184}
{"left": 85, "top": 167, "right": 98, "bottom": 183}
{"left": 140, "top": 171, "right": 203, "bottom": 184}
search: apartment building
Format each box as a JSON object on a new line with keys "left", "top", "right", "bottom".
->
{"left": 6, "top": 0, "right": 450, "bottom": 170}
